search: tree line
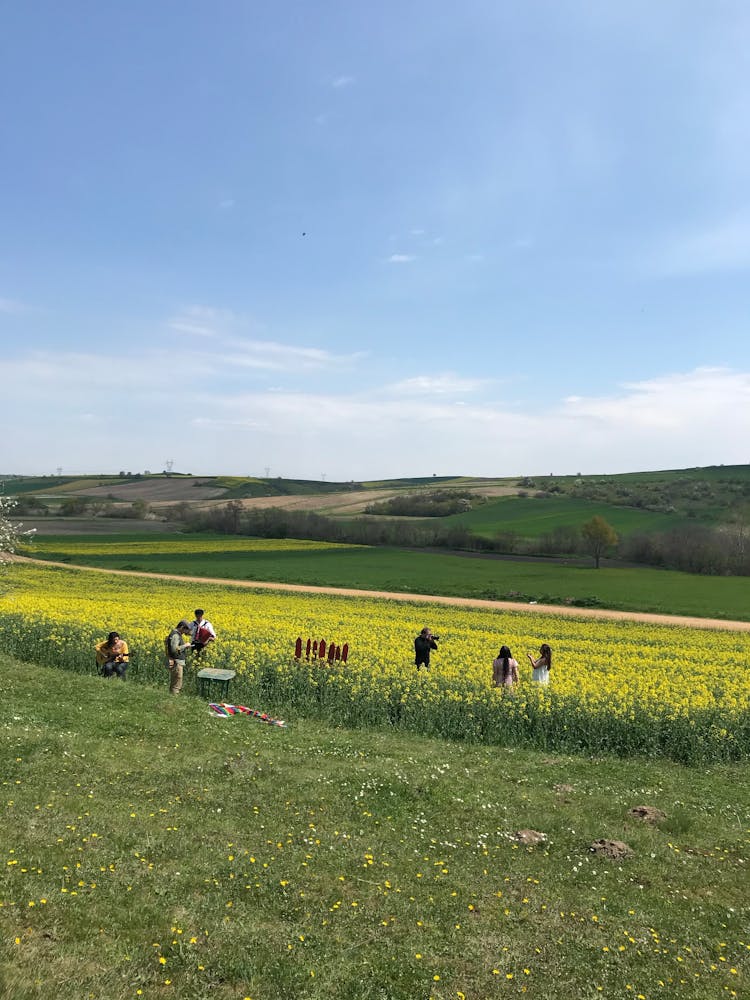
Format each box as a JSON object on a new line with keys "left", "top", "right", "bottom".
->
{"left": 162, "top": 500, "right": 748, "bottom": 576}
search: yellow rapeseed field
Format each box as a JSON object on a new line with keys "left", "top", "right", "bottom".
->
{"left": 28, "top": 537, "right": 358, "bottom": 556}
{"left": 3, "top": 564, "right": 748, "bottom": 761}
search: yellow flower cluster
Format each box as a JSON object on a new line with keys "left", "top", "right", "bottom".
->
{"left": 29, "top": 537, "right": 358, "bottom": 556}
{"left": 3, "top": 564, "right": 748, "bottom": 761}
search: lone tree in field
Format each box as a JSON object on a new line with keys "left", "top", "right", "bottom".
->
{"left": 581, "top": 515, "right": 618, "bottom": 568}
{"left": 0, "top": 493, "right": 34, "bottom": 566}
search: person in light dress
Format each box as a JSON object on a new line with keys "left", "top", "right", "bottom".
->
{"left": 527, "top": 643, "right": 552, "bottom": 685}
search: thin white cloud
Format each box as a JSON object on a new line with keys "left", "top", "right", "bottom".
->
{"left": 387, "top": 374, "right": 492, "bottom": 396}
{"left": 168, "top": 304, "right": 264, "bottom": 345}
{"left": 3, "top": 352, "right": 748, "bottom": 478}
{"left": 167, "top": 302, "right": 367, "bottom": 371}
{"left": 189, "top": 367, "right": 750, "bottom": 477}
{"left": 170, "top": 320, "right": 218, "bottom": 338}
{"left": 331, "top": 75, "right": 354, "bottom": 88}
{"left": 221, "top": 338, "right": 362, "bottom": 372}
{"left": 561, "top": 367, "right": 750, "bottom": 431}
{"left": 168, "top": 304, "right": 237, "bottom": 338}
{"left": 387, "top": 254, "right": 416, "bottom": 263}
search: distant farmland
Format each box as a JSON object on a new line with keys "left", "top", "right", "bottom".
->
{"left": 445, "top": 495, "right": 692, "bottom": 537}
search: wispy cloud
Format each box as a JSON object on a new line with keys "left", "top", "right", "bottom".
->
{"left": 220, "top": 338, "right": 363, "bottom": 372}
{"left": 167, "top": 305, "right": 366, "bottom": 371}
{"left": 168, "top": 305, "right": 236, "bottom": 339}
{"left": 331, "top": 75, "right": 354, "bottom": 88}
{"left": 181, "top": 366, "right": 750, "bottom": 477}
{"left": 170, "top": 320, "right": 219, "bottom": 338}
{"left": 387, "top": 253, "right": 416, "bottom": 263}
{"left": 387, "top": 374, "right": 492, "bottom": 396}
{"left": 3, "top": 351, "right": 748, "bottom": 478}
{"left": 561, "top": 367, "right": 750, "bottom": 429}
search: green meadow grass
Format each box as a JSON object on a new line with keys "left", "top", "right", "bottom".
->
{"left": 1, "top": 656, "right": 747, "bottom": 1000}
{"left": 599, "top": 464, "right": 750, "bottom": 485}
{"left": 26, "top": 533, "right": 750, "bottom": 620}
{"left": 0, "top": 477, "right": 88, "bottom": 496}
{"left": 444, "top": 497, "right": 691, "bottom": 538}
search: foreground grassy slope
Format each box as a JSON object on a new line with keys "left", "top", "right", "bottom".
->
{"left": 25, "top": 533, "right": 750, "bottom": 620}
{"left": 1, "top": 657, "right": 747, "bottom": 1000}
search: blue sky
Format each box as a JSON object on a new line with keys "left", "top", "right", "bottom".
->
{"left": 2, "top": 0, "right": 750, "bottom": 479}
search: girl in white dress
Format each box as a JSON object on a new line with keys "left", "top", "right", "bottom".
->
{"left": 527, "top": 643, "right": 552, "bottom": 685}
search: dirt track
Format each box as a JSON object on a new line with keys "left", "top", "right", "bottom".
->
{"left": 12, "top": 556, "right": 750, "bottom": 632}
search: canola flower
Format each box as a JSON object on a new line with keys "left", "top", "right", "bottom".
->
{"left": 2, "top": 563, "right": 749, "bottom": 762}
{"left": 28, "top": 537, "right": 360, "bottom": 556}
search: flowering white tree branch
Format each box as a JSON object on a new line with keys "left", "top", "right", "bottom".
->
{"left": 0, "top": 493, "right": 35, "bottom": 564}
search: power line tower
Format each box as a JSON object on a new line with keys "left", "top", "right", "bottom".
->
{"left": 164, "top": 459, "right": 174, "bottom": 477}
{"left": 264, "top": 466, "right": 271, "bottom": 479}
{"left": 56, "top": 467, "right": 63, "bottom": 477}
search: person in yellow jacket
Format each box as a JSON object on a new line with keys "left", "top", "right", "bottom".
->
{"left": 95, "top": 631, "right": 129, "bottom": 679}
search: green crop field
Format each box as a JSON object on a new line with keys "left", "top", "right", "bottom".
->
{"left": 1, "top": 656, "right": 747, "bottom": 1000}
{"left": 444, "top": 496, "right": 692, "bottom": 538}
{"left": 25, "top": 533, "right": 750, "bottom": 620}
{"left": 598, "top": 464, "right": 750, "bottom": 485}
{"left": 0, "top": 477, "right": 88, "bottom": 496}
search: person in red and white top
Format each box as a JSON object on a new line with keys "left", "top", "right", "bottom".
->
{"left": 189, "top": 609, "right": 216, "bottom": 656}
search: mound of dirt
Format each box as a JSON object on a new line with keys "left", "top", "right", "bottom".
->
{"left": 628, "top": 805, "right": 666, "bottom": 823}
{"left": 589, "top": 838, "right": 634, "bottom": 860}
{"left": 512, "top": 829, "right": 547, "bottom": 846}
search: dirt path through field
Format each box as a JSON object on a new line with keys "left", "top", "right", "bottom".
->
{"left": 12, "top": 556, "right": 750, "bottom": 632}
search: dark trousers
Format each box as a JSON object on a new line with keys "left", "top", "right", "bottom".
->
{"left": 102, "top": 660, "right": 127, "bottom": 679}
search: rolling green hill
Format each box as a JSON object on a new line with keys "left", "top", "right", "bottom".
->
{"left": 5, "top": 466, "right": 749, "bottom": 544}
{"left": 444, "top": 495, "right": 694, "bottom": 538}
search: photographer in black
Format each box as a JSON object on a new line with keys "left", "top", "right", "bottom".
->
{"left": 414, "top": 627, "right": 439, "bottom": 671}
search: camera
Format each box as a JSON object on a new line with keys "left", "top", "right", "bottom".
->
{"left": 432, "top": 635, "right": 441, "bottom": 641}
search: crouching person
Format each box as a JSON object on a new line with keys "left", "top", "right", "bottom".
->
{"left": 165, "top": 620, "right": 193, "bottom": 695}
{"left": 95, "top": 631, "right": 129, "bottom": 679}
